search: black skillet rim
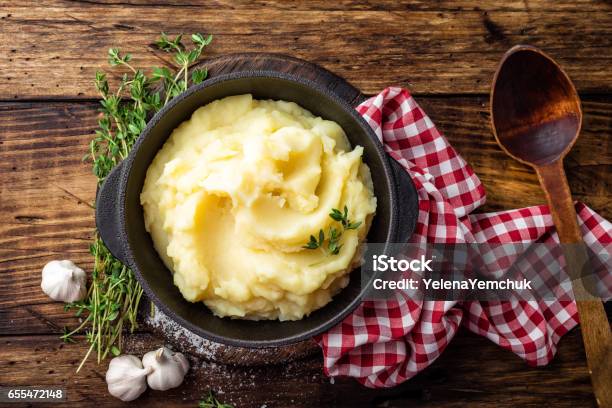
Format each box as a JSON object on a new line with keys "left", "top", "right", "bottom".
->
{"left": 116, "top": 70, "right": 402, "bottom": 347}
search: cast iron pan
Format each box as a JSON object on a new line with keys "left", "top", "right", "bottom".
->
{"left": 96, "top": 70, "right": 418, "bottom": 348}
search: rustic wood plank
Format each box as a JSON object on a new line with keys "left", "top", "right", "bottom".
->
{"left": 0, "top": 3, "right": 608, "bottom": 405}
{"left": 37, "top": 0, "right": 612, "bottom": 12}
{"left": 1, "top": 96, "right": 610, "bottom": 334}
{"left": 1, "top": 2, "right": 612, "bottom": 98}
{"left": 0, "top": 329, "right": 596, "bottom": 407}
{"left": 0, "top": 102, "right": 96, "bottom": 334}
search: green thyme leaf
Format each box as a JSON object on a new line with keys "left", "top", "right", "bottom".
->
{"left": 192, "top": 33, "right": 213, "bottom": 47}
{"left": 199, "top": 391, "right": 234, "bottom": 408}
{"left": 152, "top": 66, "right": 172, "bottom": 80}
{"left": 191, "top": 68, "right": 208, "bottom": 84}
{"left": 61, "top": 327, "right": 76, "bottom": 344}
{"left": 303, "top": 234, "right": 320, "bottom": 250}
{"left": 304, "top": 206, "right": 363, "bottom": 256}
{"left": 327, "top": 226, "right": 343, "bottom": 255}
{"left": 329, "top": 208, "right": 344, "bottom": 222}
{"left": 156, "top": 32, "right": 183, "bottom": 52}
{"left": 346, "top": 221, "right": 362, "bottom": 230}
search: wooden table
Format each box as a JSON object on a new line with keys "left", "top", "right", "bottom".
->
{"left": 1, "top": 1, "right": 610, "bottom": 406}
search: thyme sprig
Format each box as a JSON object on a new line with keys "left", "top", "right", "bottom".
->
{"left": 198, "top": 392, "right": 234, "bottom": 408}
{"left": 303, "top": 206, "right": 363, "bottom": 255}
{"left": 62, "top": 32, "right": 213, "bottom": 372}
{"left": 154, "top": 32, "right": 212, "bottom": 104}
{"left": 330, "top": 206, "right": 362, "bottom": 230}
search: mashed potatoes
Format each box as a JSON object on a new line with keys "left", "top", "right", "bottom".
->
{"left": 140, "top": 94, "right": 376, "bottom": 320}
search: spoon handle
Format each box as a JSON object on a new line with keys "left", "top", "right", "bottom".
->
{"left": 536, "top": 160, "right": 612, "bottom": 407}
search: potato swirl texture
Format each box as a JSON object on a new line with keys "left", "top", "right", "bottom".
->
{"left": 141, "top": 95, "right": 376, "bottom": 320}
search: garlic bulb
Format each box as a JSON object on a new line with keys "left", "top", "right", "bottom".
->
{"left": 142, "top": 347, "right": 189, "bottom": 391}
{"left": 106, "top": 355, "right": 152, "bottom": 401}
{"left": 41, "top": 260, "right": 87, "bottom": 302}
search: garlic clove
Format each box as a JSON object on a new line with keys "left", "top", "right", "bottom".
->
{"left": 41, "top": 260, "right": 87, "bottom": 303}
{"left": 105, "top": 355, "right": 151, "bottom": 402}
{"left": 142, "top": 346, "right": 189, "bottom": 391}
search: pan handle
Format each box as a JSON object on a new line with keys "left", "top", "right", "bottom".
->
{"left": 389, "top": 158, "right": 419, "bottom": 244}
{"left": 95, "top": 162, "right": 129, "bottom": 264}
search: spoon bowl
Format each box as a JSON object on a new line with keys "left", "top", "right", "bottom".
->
{"left": 491, "top": 45, "right": 582, "bottom": 165}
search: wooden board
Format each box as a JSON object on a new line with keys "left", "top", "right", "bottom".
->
{"left": 1, "top": 1, "right": 611, "bottom": 406}
{"left": 2, "top": 1, "right": 612, "bottom": 99}
{"left": 203, "top": 53, "right": 364, "bottom": 105}
{"left": 0, "top": 329, "right": 599, "bottom": 407}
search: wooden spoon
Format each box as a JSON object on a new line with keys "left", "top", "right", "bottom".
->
{"left": 490, "top": 45, "right": 611, "bottom": 406}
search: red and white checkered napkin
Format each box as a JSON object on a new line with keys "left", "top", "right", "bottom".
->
{"left": 315, "top": 87, "right": 612, "bottom": 388}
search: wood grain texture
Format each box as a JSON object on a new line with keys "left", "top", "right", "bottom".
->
{"left": 32, "top": 0, "right": 612, "bottom": 11}
{"left": 1, "top": 2, "right": 611, "bottom": 406}
{"left": 201, "top": 53, "right": 364, "bottom": 105}
{"left": 0, "top": 329, "right": 597, "bottom": 407}
{"left": 0, "top": 102, "right": 97, "bottom": 334}
{"left": 1, "top": 1, "right": 612, "bottom": 98}
{"left": 1, "top": 96, "right": 610, "bottom": 334}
